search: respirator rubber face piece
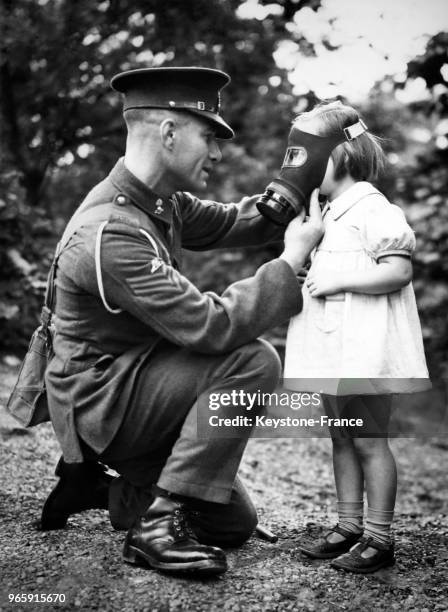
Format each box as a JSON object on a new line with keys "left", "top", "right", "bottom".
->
{"left": 256, "top": 126, "right": 346, "bottom": 225}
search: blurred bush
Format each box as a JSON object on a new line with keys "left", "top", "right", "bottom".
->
{"left": 0, "top": 170, "right": 54, "bottom": 352}
{"left": 396, "top": 156, "right": 448, "bottom": 379}
{"left": 0, "top": 0, "right": 315, "bottom": 356}
{"left": 1, "top": 1, "right": 447, "bottom": 378}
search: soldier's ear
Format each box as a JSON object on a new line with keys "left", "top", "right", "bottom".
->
{"left": 160, "top": 118, "right": 176, "bottom": 150}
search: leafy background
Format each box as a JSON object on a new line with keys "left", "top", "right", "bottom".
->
{"left": 1, "top": 5, "right": 447, "bottom": 610}
{"left": 1, "top": 0, "right": 447, "bottom": 380}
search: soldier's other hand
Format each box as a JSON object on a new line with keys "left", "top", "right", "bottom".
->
{"left": 280, "top": 190, "right": 324, "bottom": 274}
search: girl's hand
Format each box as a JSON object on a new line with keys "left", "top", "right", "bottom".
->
{"left": 307, "top": 257, "right": 413, "bottom": 297}
{"left": 306, "top": 270, "right": 344, "bottom": 297}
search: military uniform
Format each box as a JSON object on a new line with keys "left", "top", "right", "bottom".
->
{"left": 44, "top": 67, "right": 305, "bottom": 549}
{"left": 45, "top": 158, "right": 302, "bottom": 534}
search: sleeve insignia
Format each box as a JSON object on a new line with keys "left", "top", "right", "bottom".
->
{"left": 151, "top": 257, "right": 163, "bottom": 273}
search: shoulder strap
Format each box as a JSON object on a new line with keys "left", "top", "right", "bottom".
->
{"left": 57, "top": 203, "right": 113, "bottom": 255}
{"left": 94, "top": 221, "right": 162, "bottom": 315}
{"left": 42, "top": 203, "right": 113, "bottom": 327}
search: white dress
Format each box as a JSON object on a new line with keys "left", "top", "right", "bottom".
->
{"left": 283, "top": 182, "right": 429, "bottom": 394}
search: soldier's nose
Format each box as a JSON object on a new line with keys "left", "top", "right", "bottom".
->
{"left": 210, "top": 140, "right": 222, "bottom": 163}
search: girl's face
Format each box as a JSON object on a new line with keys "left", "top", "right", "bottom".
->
{"left": 320, "top": 144, "right": 357, "bottom": 200}
{"left": 320, "top": 155, "right": 336, "bottom": 197}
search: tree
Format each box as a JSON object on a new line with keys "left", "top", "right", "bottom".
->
{"left": 394, "top": 32, "right": 448, "bottom": 377}
{"left": 1, "top": 0, "right": 321, "bottom": 209}
{"left": 0, "top": 0, "right": 323, "bottom": 352}
{"left": 406, "top": 32, "right": 448, "bottom": 116}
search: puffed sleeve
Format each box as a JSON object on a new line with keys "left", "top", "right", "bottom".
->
{"left": 360, "top": 199, "right": 416, "bottom": 261}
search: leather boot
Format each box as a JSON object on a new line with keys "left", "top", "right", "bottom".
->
{"left": 123, "top": 496, "right": 228, "bottom": 575}
{"left": 40, "top": 456, "right": 114, "bottom": 530}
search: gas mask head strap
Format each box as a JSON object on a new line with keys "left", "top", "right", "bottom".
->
{"left": 344, "top": 119, "right": 368, "bottom": 141}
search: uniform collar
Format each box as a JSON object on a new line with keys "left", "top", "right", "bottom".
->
{"left": 328, "top": 181, "right": 380, "bottom": 220}
{"left": 108, "top": 158, "right": 173, "bottom": 225}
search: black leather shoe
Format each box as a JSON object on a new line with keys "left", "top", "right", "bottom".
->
{"left": 330, "top": 535, "right": 395, "bottom": 573}
{"left": 299, "top": 524, "right": 362, "bottom": 559}
{"left": 40, "top": 457, "right": 114, "bottom": 530}
{"left": 123, "top": 496, "right": 228, "bottom": 576}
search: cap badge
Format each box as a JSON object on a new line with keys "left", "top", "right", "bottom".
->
{"left": 154, "top": 198, "right": 164, "bottom": 214}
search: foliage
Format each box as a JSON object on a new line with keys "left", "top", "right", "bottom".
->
{"left": 0, "top": 0, "right": 321, "bottom": 209}
{"left": 349, "top": 33, "right": 448, "bottom": 378}
{"left": 406, "top": 32, "right": 448, "bottom": 115}
{"left": 0, "top": 0, "right": 318, "bottom": 354}
{"left": 398, "top": 158, "right": 448, "bottom": 379}
{"left": 1, "top": 1, "right": 448, "bottom": 378}
{"left": 396, "top": 33, "right": 448, "bottom": 379}
{"left": 0, "top": 170, "right": 53, "bottom": 352}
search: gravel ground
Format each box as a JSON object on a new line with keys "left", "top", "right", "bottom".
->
{"left": 0, "top": 363, "right": 447, "bottom": 612}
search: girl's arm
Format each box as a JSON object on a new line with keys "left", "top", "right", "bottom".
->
{"left": 306, "top": 255, "right": 413, "bottom": 297}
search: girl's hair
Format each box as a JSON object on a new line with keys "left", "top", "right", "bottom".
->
{"left": 298, "top": 101, "right": 387, "bottom": 182}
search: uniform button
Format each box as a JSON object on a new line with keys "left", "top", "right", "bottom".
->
{"left": 116, "top": 195, "right": 126, "bottom": 206}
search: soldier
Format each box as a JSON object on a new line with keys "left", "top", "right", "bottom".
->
{"left": 41, "top": 67, "right": 323, "bottom": 575}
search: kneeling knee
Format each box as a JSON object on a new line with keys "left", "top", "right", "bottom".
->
{"left": 229, "top": 502, "right": 258, "bottom": 546}
{"left": 240, "top": 339, "right": 282, "bottom": 389}
{"left": 194, "top": 499, "right": 258, "bottom": 548}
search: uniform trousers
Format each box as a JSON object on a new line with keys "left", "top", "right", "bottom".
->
{"left": 97, "top": 337, "right": 281, "bottom": 547}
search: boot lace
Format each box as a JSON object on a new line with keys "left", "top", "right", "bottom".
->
{"left": 172, "top": 506, "right": 199, "bottom": 541}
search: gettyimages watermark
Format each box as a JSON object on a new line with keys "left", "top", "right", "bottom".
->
{"left": 196, "top": 378, "right": 448, "bottom": 438}
{"left": 208, "top": 389, "right": 322, "bottom": 411}
{"left": 207, "top": 389, "right": 346, "bottom": 431}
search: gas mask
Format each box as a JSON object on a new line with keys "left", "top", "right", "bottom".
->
{"left": 256, "top": 119, "right": 368, "bottom": 225}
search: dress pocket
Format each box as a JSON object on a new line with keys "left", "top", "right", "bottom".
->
{"left": 314, "top": 293, "right": 346, "bottom": 333}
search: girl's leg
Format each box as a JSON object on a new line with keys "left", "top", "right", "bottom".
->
{"left": 325, "top": 396, "right": 364, "bottom": 543}
{"left": 298, "top": 396, "right": 365, "bottom": 558}
{"left": 350, "top": 395, "right": 397, "bottom": 547}
{"left": 332, "top": 439, "right": 364, "bottom": 539}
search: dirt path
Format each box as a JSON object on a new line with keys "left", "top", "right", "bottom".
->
{"left": 0, "top": 363, "right": 447, "bottom": 612}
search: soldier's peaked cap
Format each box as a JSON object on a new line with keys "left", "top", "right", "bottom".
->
{"left": 110, "top": 66, "right": 234, "bottom": 139}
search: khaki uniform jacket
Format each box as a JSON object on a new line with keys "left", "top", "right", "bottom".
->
{"left": 46, "top": 159, "right": 302, "bottom": 462}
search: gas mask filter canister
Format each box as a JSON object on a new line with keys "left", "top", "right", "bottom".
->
{"left": 256, "top": 118, "right": 368, "bottom": 225}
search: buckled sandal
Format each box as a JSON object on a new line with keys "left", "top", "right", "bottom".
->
{"left": 298, "top": 524, "right": 363, "bottom": 559}
{"left": 330, "top": 535, "right": 395, "bottom": 573}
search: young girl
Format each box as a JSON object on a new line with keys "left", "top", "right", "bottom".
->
{"left": 283, "top": 101, "right": 429, "bottom": 573}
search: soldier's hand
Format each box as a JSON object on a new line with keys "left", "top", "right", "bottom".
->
{"left": 280, "top": 189, "right": 324, "bottom": 274}
{"left": 296, "top": 267, "right": 308, "bottom": 287}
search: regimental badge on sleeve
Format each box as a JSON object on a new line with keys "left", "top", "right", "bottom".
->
{"left": 151, "top": 258, "right": 163, "bottom": 273}
{"left": 139, "top": 229, "right": 164, "bottom": 274}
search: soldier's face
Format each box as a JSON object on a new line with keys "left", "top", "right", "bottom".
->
{"left": 170, "top": 115, "right": 222, "bottom": 191}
